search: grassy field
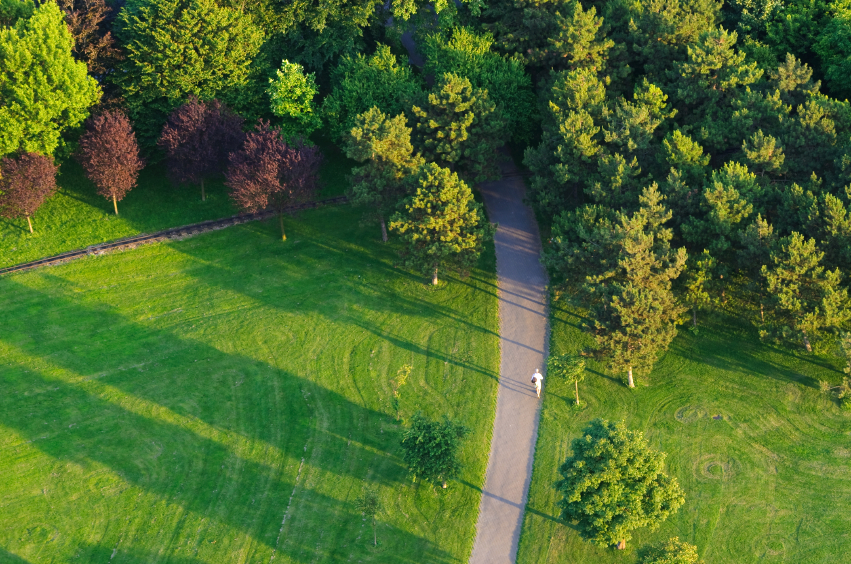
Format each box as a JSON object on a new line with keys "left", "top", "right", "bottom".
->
{"left": 516, "top": 299, "right": 851, "bottom": 563}
{"left": 0, "top": 137, "right": 354, "bottom": 269}
{"left": 0, "top": 203, "right": 499, "bottom": 563}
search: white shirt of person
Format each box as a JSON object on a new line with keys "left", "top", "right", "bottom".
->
{"left": 532, "top": 371, "right": 543, "bottom": 385}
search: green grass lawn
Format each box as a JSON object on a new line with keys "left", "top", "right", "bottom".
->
{"left": 0, "top": 136, "right": 354, "bottom": 269}
{"left": 0, "top": 203, "right": 499, "bottom": 563}
{"left": 517, "top": 299, "right": 851, "bottom": 563}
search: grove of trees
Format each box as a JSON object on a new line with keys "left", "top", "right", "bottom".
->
{"left": 5, "top": 0, "right": 851, "bottom": 554}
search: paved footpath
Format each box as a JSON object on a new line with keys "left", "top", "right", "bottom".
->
{"left": 469, "top": 159, "right": 549, "bottom": 563}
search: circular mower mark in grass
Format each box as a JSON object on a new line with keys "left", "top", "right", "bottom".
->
{"left": 674, "top": 405, "right": 708, "bottom": 423}
{"left": 86, "top": 469, "right": 129, "bottom": 498}
{"left": 694, "top": 454, "right": 739, "bottom": 481}
{"left": 755, "top": 534, "right": 788, "bottom": 559}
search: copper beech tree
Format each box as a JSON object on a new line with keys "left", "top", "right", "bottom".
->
{"left": 226, "top": 121, "right": 322, "bottom": 240}
{"left": 0, "top": 153, "right": 58, "bottom": 233}
{"left": 76, "top": 110, "right": 144, "bottom": 215}
{"left": 159, "top": 97, "right": 245, "bottom": 201}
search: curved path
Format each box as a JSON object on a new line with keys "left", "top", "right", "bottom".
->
{"left": 470, "top": 159, "right": 549, "bottom": 563}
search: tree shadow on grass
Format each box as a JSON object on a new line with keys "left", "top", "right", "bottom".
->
{"left": 162, "top": 215, "right": 500, "bottom": 380}
{"left": 670, "top": 314, "right": 840, "bottom": 390}
{"left": 0, "top": 217, "right": 28, "bottom": 234}
{"left": 0, "top": 278, "right": 473, "bottom": 561}
{"left": 0, "top": 547, "right": 33, "bottom": 563}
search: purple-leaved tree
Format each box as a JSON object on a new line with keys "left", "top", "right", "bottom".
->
{"left": 0, "top": 153, "right": 58, "bottom": 233}
{"left": 76, "top": 110, "right": 144, "bottom": 215}
{"left": 159, "top": 96, "right": 245, "bottom": 201}
{"left": 226, "top": 121, "right": 322, "bottom": 240}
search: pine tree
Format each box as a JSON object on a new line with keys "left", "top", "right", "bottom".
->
{"left": 524, "top": 68, "right": 607, "bottom": 215}
{"left": 673, "top": 27, "right": 762, "bottom": 150}
{"left": 738, "top": 214, "right": 777, "bottom": 323}
{"left": 389, "top": 163, "right": 494, "bottom": 285}
{"left": 544, "top": 0, "right": 614, "bottom": 72}
{"left": 419, "top": 26, "right": 536, "bottom": 143}
{"left": 742, "top": 130, "right": 786, "bottom": 177}
{"left": 770, "top": 53, "right": 820, "bottom": 107}
{"left": 682, "top": 162, "right": 756, "bottom": 258}
{"left": 682, "top": 249, "right": 716, "bottom": 327}
{"left": 588, "top": 186, "right": 687, "bottom": 387}
{"left": 819, "top": 192, "right": 851, "bottom": 270}
{"left": 761, "top": 232, "right": 851, "bottom": 352}
{"left": 344, "top": 107, "right": 423, "bottom": 242}
{"left": 412, "top": 73, "right": 505, "bottom": 183}
{"left": 489, "top": 0, "right": 614, "bottom": 72}
{"left": 604, "top": 80, "right": 676, "bottom": 167}
{"left": 627, "top": 0, "right": 721, "bottom": 83}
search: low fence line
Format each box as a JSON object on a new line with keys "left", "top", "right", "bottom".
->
{"left": 0, "top": 195, "right": 349, "bottom": 276}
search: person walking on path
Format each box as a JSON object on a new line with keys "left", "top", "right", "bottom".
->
{"left": 531, "top": 369, "right": 543, "bottom": 398}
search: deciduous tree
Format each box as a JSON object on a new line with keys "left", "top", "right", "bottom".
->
{"left": 114, "top": 0, "right": 263, "bottom": 144}
{"left": 0, "top": 1, "right": 100, "bottom": 157}
{"left": 323, "top": 45, "right": 422, "bottom": 141}
{"left": 400, "top": 412, "right": 468, "bottom": 487}
{"left": 268, "top": 60, "right": 321, "bottom": 140}
{"left": 159, "top": 97, "right": 245, "bottom": 201}
{"left": 354, "top": 485, "right": 381, "bottom": 547}
{"left": 390, "top": 163, "right": 494, "bottom": 285}
{"left": 226, "top": 121, "right": 322, "bottom": 240}
{"left": 547, "top": 353, "right": 585, "bottom": 405}
{"left": 76, "top": 110, "right": 144, "bottom": 215}
{"left": 344, "top": 107, "right": 423, "bottom": 241}
{"left": 0, "top": 152, "right": 58, "bottom": 233}
{"left": 57, "top": 0, "right": 122, "bottom": 79}
{"left": 419, "top": 26, "right": 535, "bottom": 143}
{"left": 639, "top": 537, "right": 704, "bottom": 564}
{"left": 556, "top": 419, "right": 685, "bottom": 549}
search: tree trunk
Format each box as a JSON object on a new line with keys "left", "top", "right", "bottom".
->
{"left": 432, "top": 265, "right": 439, "bottom": 286}
{"left": 575, "top": 379, "right": 580, "bottom": 405}
{"left": 201, "top": 179, "right": 206, "bottom": 201}
{"left": 373, "top": 517, "right": 377, "bottom": 547}
{"left": 693, "top": 307, "right": 697, "bottom": 327}
{"left": 26, "top": 215, "right": 33, "bottom": 233}
{"left": 113, "top": 194, "right": 119, "bottom": 215}
{"left": 627, "top": 367, "right": 635, "bottom": 388}
{"left": 380, "top": 216, "right": 388, "bottom": 243}
{"left": 803, "top": 331, "right": 812, "bottom": 353}
{"left": 760, "top": 302, "right": 765, "bottom": 324}
{"left": 279, "top": 212, "right": 286, "bottom": 241}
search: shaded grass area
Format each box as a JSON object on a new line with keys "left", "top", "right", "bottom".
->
{"left": 0, "top": 137, "right": 355, "bottom": 269}
{"left": 517, "top": 299, "right": 851, "bottom": 564}
{"left": 0, "top": 203, "right": 498, "bottom": 563}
